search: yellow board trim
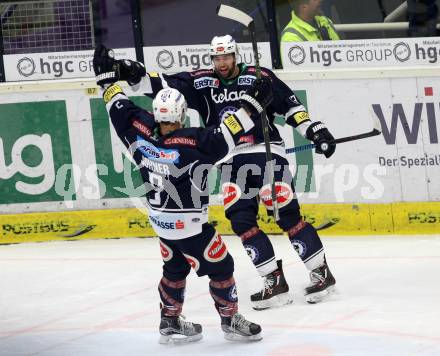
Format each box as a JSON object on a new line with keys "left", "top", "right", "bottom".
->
{"left": 1, "top": 202, "right": 439, "bottom": 244}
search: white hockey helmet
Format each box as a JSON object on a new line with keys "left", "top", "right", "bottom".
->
{"left": 152, "top": 88, "right": 187, "bottom": 124}
{"left": 210, "top": 35, "right": 238, "bottom": 57}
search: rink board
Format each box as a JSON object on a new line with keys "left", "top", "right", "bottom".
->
{"left": 1, "top": 63, "right": 440, "bottom": 245}
{"left": 2, "top": 73, "right": 440, "bottom": 214}
{"left": 1, "top": 202, "right": 439, "bottom": 244}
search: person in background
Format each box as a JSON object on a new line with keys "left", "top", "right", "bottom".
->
{"left": 407, "top": 0, "right": 439, "bottom": 37}
{"left": 280, "top": 0, "right": 340, "bottom": 42}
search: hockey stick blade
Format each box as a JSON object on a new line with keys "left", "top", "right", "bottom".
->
{"left": 286, "top": 127, "right": 381, "bottom": 154}
{"left": 217, "top": 4, "right": 253, "bottom": 27}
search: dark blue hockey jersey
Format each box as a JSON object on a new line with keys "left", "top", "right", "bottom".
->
{"left": 105, "top": 87, "right": 254, "bottom": 239}
{"left": 143, "top": 64, "right": 310, "bottom": 147}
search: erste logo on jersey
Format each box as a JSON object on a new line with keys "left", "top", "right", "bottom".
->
{"left": 183, "top": 253, "right": 200, "bottom": 272}
{"left": 204, "top": 233, "right": 228, "bottom": 262}
{"left": 194, "top": 77, "right": 220, "bottom": 89}
{"left": 222, "top": 182, "right": 241, "bottom": 210}
{"left": 160, "top": 241, "right": 173, "bottom": 261}
{"left": 237, "top": 75, "right": 256, "bottom": 86}
{"left": 259, "top": 182, "right": 294, "bottom": 210}
{"left": 136, "top": 136, "right": 180, "bottom": 163}
{"left": 149, "top": 215, "right": 185, "bottom": 230}
{"left": 211, "top": 88, "right": 246, "bottom": 104}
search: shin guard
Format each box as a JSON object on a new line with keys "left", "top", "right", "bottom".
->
{"left": 240, "top": 227, "right": 277, "bottom": 276}
{"left": 209, "top": 277, "right": 238, "bottom": 318}
{"left": 287, "top": 220, "right": 325, "bottom": 270}
{"left": 158, "top": 277, "right": 186, "bottom": 317}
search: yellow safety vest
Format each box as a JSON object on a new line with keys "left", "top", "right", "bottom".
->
{"left": 281, "top": 11, "right": 340, "bottom": 42}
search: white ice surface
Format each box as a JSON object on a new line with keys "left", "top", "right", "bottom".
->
{"left": 0, "top": 235, "right": 439, "bottom": 356}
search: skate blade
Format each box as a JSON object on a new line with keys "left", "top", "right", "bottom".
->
{"left": 159, "top": 333, "right": 203, "bottom": 345}
{"left": 252, "top": 292, "right": 293, "bottom": 311}
{"left": 224, "top": 332, "right": 263, "bottom": 342}
{"left": 305, "top": 285, "right": 337, "bottom": 304}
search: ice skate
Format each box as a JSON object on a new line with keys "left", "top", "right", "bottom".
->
{"left": 250, "top": 260, "right": 293, "bottom": 310}
{"left": 159, "top": 315, "right": 203, "bottom": 345}
{"left": 221, "top": 313, "right": 262, "bottom": 342}
{"left": 305, "top": 259, "right": 336, "bottom": 304}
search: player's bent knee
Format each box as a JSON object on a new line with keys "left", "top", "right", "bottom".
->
{"left": 277, "top": 210, "right": 302, "bottom": 232}
{"left": 207, "top": 254, "right": 234, "bottom": 281}
{"left": 229, "top": 211, "right": 258, "bottom": 235}
{"left": 162, "top": 264, "right": 191, "bottom": 282}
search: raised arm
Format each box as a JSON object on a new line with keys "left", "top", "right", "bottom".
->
{"left": 93, "top": 46, "right": 156, "bottom": 148}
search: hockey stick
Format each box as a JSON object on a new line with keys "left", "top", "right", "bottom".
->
{"left": 286, "top": 120, "right": 382, "bottom": 154}
{"left": 217, "top": 4, "right": 280, "bottom": 221}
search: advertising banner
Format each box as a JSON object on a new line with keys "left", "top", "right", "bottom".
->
{"left": 281, "top": 37, "right": 440, "bottom": 69}
{"left": 3, "top": 48, "right": 136, "bottom": 81}
{"left": 1, "top": 202, "right": 440, "bottom": 244}
{"left": 289, "top": 76, "right": 440, "bottom": 204}
{"left": 143, "top": 42, "right": 272, "bottom": 73}
{"left": 0, "top": 100, "right": 74, "bottom": 204}
{"left": 1, "top": 71, "right": 439, "bottom": 240}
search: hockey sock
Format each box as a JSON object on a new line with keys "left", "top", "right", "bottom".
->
{"left": 287, "top": 220, "right": 325, "bottom": 270}
{"left": 240, "top": 227, "right": 277, "bottom": 276}
{"left": 209, "top": 276, "right": 238, "bottom": 317}
{"left": 158, "top": 277, "right": 186, "bottom": 317}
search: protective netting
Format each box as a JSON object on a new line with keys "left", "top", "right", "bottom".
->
{"left": 1, "top": 0, "right": 94, "bottom": 54}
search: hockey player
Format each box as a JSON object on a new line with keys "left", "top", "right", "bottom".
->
{"left": 93, "top": 45, "right": 270, "bottom": 343}
{"left": 97, "top": 34, "right": 337, "bottom": 308}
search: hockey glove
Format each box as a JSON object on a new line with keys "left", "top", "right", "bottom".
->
{"left": 305, "top": 121, "right": 336, "bottom": 158}
{"left": 239, "top": 77, "right": 273, "bottom": 116}
{"left": 93, "top": 44, "right": 119, "bottom": 88}
{"left": 93, "top": 45, "right": 146, "bottom": 88}
{"left": 117, "top": 59, "right": 146, "bottom": 86}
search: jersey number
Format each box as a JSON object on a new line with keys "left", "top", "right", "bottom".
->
{"left": 149, "top": 173, "right": 163, "bottom": 205}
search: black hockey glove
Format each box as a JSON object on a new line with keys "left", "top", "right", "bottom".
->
{"left": 305, "top": 121, "right": 336, "bottom": 158}
{"left": 117, "top": 59, "right": 146, "bottom": 86}
{"left": 93, "top": 45, "right": 146, "bottom": 88}
{"left": 93, "top": 44, "right": 119, "bottom": 88}
{"left": 239, "top": 77, "right": 273, "bottom": 117}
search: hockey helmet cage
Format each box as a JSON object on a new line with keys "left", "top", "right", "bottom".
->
{"left": 210, "top": 35, "right": 238, "bottom": 57}
{"left": 152, "top": 88, "right": 187, "bottom": 124}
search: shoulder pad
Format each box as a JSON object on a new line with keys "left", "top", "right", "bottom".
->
{"left": 246, "top": 67, "right": 271, "bottom": 78}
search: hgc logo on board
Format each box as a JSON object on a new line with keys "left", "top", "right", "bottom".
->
{"left": 373, "top": 87, "right": 438, "bottom": 144}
